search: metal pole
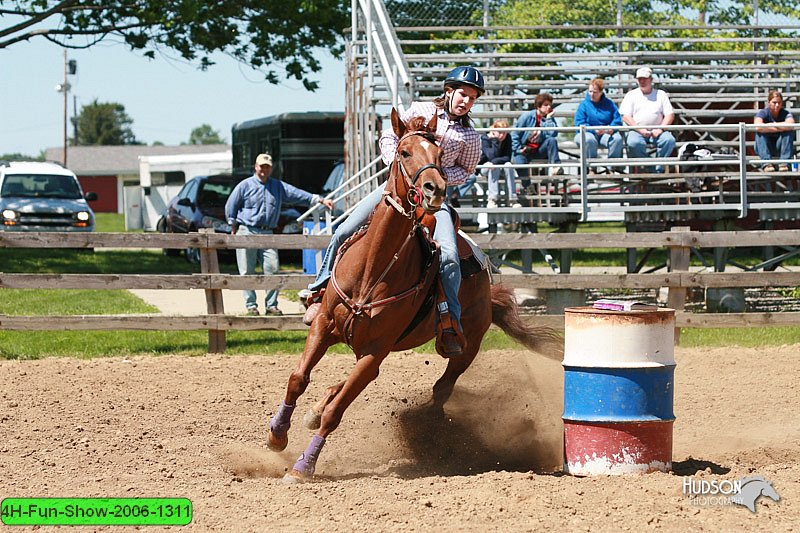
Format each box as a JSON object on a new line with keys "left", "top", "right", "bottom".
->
{"left": 72, "top": 94, "right": 78, "bottom": 146}
{"left": 738, "top": 122, "right": 748, "bottom": 219}
{"left": 63, "top": 49, "right": 68, "bottom": 166}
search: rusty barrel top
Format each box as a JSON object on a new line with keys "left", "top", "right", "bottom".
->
{"left": 564, "top": 306, "right": 676, "bottom": 368}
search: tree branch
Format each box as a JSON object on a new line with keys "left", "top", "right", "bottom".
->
{"left": 0, "top": 0, "right": 78, "bottom": 41}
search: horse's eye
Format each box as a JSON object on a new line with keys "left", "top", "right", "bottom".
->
{"left": 400, "top": 150, "right": 411, "bottom": 158}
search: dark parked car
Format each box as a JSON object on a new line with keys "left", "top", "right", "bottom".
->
{"left": 157, "top": 174, "right": 245, "bottom": 262}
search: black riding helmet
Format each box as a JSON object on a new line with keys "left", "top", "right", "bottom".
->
{"left": 443, "top": 66, "right": 485, "bottom": 96}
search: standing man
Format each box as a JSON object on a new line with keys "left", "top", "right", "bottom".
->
{"left": 619, "top": 67, "right": 676, "bottom": 173}
{"left": 226, "top": 153, "right": 333, "bottom": 316}
{"left": 754, "top": 90, "right": 796, "bottom": 172}
{"left": 510, "top": 93, "right": 563, "bottom": 190}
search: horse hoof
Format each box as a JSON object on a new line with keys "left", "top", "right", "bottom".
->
{"left": 303, "top": 408, "right": 322, "bottom": 430}
{"left": 281, "top": 469, "right": 311, "bottom": 484}
{"left": 266, "top": 429, "right": 288, "bottom": 452}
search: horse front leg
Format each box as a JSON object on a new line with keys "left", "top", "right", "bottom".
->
{"left": 302, "top": 380, "right": 346, "bottom": 430}
{"left": 267, "top": 317, "right": 336, "bottom": 452}
{"left": 284, "top": 352, "right": 385, "bottom": 483}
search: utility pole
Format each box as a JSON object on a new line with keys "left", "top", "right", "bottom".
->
{"left": 62, "top": 49, "right": 68, "bottom": 166}
{"left": 56, "top": 52, "right": 77, "bottom": 166}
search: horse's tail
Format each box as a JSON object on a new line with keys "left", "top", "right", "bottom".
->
{"left": 491, "top": 283, "right": 564, "bottom": 361}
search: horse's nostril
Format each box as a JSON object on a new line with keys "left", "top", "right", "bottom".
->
{"left": 422, "top": 182, "right": 436, "bottom": 194}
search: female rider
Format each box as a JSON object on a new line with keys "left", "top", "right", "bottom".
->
{"left": 301, "top": 66, "right": 485, "bottom": 356}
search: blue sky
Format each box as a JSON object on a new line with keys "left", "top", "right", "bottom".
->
{"left": 1, "top": 37, "right": 345, "bottom": 157}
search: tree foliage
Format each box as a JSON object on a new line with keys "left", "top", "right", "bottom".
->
{"left": 187, "top": 124, "right": 224, "bottom": 145}
{"left": 0, "top": 1, "right": 349, "bottom": 90}
{"left": 73, "top": 100, "right": 139, "bottom": 145}
{"left": 0, "top": 152, "right": 44, "bottom": 162}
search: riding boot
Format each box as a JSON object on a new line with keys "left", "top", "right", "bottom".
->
{"left": 435, "top": 299, "right": 466, "bottom": 357}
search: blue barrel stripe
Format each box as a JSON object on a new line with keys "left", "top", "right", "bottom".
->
{"left": 563, "top": 365, "right": 675, "bottom": 422}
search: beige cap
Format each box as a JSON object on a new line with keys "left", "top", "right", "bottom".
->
{"left": 635, "top": 67, "right": 653, "bottom": 79}
{"left": 255, "top": 153, "right": 273, "bottom": 166}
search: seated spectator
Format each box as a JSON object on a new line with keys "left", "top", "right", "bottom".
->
{"left": 754, "top": 90, "right": 796, "bottom": 172}
{"left": 619, "top": 67, "right": 676, "bottom": 173}
{"left": 574, "top": 78, "right": 624, "bottom": 170}
{"left": 446, "top": 173, "right": 480, "bottom": 207}
{"left": 480, "top": 120, "right": 519, "bottom": 208}
{"left": 511, "top": 93, "right": 563, "bottom": 188}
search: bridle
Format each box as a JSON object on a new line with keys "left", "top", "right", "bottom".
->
{"left": 384, "top": 130, "right": 445, "bottom": 219}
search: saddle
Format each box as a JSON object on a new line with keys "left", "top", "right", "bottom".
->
{"left": 398, "top": 209, "right": 492, "bottom": 355}
{"left": 331, "top": 204, "right": 491, "bottom": 357}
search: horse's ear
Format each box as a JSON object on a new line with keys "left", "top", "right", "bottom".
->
{"left": 391, "top": 108, "right": 406, "bottom": 138}
{"left": 427, "top": 113, "right": 438, "bottom": 134}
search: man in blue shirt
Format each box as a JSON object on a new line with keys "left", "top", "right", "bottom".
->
{"left": 225, "top": 153, "right": 333, "bottom": 315}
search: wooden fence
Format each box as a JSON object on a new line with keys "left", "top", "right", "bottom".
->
{"left": 1, "top": 228, "right": 799, "bottom": 352}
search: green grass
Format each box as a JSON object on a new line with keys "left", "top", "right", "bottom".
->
{"left": 95, "top": 213, "right": 127, "bottom": 232}
{"left": 678, "top": 327, "right": 800, "bottom": 347}
{"left": 0, "top": 328, "right": 524, "bottom": 360}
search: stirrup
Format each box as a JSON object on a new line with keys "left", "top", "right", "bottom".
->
{"left": 437, "top": 327, "right": 465, "bottom": 357}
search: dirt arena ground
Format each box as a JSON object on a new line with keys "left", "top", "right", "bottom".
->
{"left": 1, "top": 344, "right": 798, "bottom": 531}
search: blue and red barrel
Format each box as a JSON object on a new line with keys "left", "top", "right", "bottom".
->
{"left": 562, "top": 307, "right": 676, "bottom": 475}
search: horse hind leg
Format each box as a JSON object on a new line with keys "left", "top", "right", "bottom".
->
{"left": 431, "top": 333, "right": 481, "bottom": 413}
{"left": 303, "top": 380, "right": 346, "bottom": 430}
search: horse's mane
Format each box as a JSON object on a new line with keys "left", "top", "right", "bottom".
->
{"left": 405, "top": 116, "right": 427, "bottom": 132}
{"left": 404, "top": 116, "right": 437, "bottom": 143}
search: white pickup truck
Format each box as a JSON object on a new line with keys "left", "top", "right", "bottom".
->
{"left": 0, "top": 161, "right": 97, "bottom": 232}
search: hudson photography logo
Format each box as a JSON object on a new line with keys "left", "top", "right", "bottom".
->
{"left": 683, "top": 475, "right": 781, "bottom": 512}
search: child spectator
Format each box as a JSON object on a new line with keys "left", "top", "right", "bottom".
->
{"left": 480, "top": 120, "right": 519, "bottom": 208}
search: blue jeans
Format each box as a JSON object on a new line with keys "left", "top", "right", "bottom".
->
{"left": 482, "top": 162, "right": 517, "bottom": 202}
{"left": 625, "top": 130, "right": 676, "bottom": 173}
{"left": 755, "top": 131, "right": 793, "bottom": 163}
{"left": 512, "top": 136, "right": 561, "bottom": 186}
{"left": 446, "top": 173, "right": 477, "bottom": 200}
{"left": 236, "top": 225, "right": 279, "bottom": 310}
{"left": 574, "top": 131, "right": 624, "bottom": 159}
{"left": 309, "top": 182, "right": 462, "bottom": 328}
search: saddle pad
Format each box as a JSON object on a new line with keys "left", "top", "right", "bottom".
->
{"left": 457, "top": 230, "right": 491, "bottom": 279}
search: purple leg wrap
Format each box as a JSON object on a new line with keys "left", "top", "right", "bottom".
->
{"left": 292, "top": 434, "right": 326, "bottom": 476}
{"left": 269, "top": 401, "right": 295, "bottom": 436}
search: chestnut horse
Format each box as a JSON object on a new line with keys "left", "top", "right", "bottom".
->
{"left": 267, "top": 109, "right": 562, "bottom": 483}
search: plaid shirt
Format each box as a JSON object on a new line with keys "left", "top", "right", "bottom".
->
{"left": 379, "top": 101, "right": 481, "bottom": 186}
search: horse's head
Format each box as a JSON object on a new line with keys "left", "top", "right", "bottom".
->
{"left": 389, "top": 108, "right": 446, "bottom": 214}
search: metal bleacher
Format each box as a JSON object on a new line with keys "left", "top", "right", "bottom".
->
{"left": 328, "top": 1, "right": 800, "bottom": 272}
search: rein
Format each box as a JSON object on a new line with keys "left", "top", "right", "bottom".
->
{"left": 329, "top": 129, "right": 444, "bottom": 332}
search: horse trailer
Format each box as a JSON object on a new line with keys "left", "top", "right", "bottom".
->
{"left": 231, "top": 112, "right": 344, "bottom": 194}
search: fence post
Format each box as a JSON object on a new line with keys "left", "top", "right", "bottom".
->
{"left": 199, "top": 229, "right": 226, "bottom": 354}
{"left": 666, "top": 226, "right": 690, "bottom": 345}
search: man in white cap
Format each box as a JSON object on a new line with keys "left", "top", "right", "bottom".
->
{"left": 225, "top": 153, "right": 333, "bottom": 315}
{"left": 619, "top": 67, "right": 676, "bottom": 173}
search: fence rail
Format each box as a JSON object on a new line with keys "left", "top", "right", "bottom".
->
{"left": 2, "top": 229, "right": 799, "bottom": 352}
